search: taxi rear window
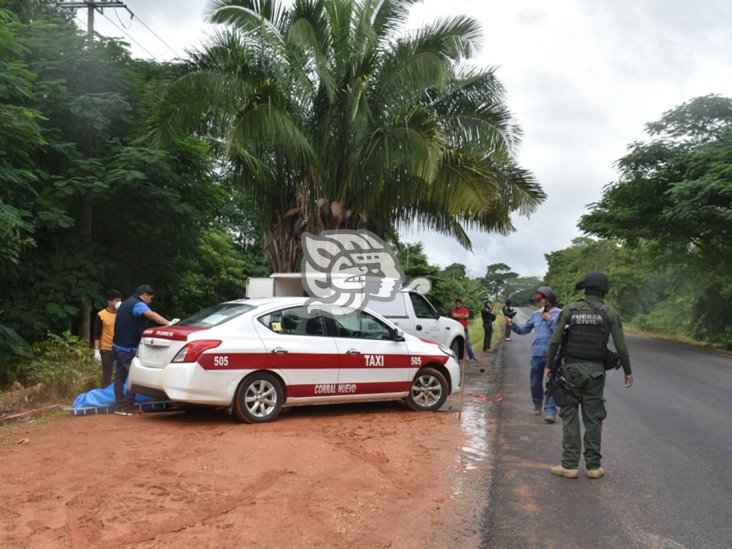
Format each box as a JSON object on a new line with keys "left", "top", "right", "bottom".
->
{"left": 177, "top": 303, "right": 254, "bottom": 328}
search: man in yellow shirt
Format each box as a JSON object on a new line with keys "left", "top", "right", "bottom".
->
{"left": 93, "top": 289, "right": 122, "bottom": 386}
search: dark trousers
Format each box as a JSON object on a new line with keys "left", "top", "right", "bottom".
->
{"left": 113, "top": 346, "right": 137, "bottom": 409}
{"left": 483, "top": 324, "right": 493, "bottom": 351}
{"left": 558, "top": 362, "right": 607, "bottom": 469}
{"left": 100, "top": 349, "right": 114, "bottom": 387}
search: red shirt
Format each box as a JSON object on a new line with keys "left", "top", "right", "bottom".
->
{"left": 451, "top": 306, "right": 470, "bottom": 329}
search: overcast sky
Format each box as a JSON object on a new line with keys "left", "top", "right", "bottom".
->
{"left": 89, "top": 0, "right": 732, "bottom": 278}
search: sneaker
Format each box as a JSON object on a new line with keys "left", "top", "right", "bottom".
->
{"left": 550, "top": 465, "right": 579, "bottom": 479}
{"left": 505, "top": 337, "right": 511, "bottom": 341}
{"left": 543, "top": 414, "right": 556, "bottom": 424}
{"left": 587, "top": 467, "right": 605, "bottom": 479}
{"left": 532, "top": 404, "right": 542, "bottom": 415}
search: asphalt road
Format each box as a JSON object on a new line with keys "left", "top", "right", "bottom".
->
{"left": 483, "top": 308, "right": 732, "bottom": 548}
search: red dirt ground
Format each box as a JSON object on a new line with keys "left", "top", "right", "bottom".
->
{"left": 1, "top": 394, "right": 488, "bottom": 548}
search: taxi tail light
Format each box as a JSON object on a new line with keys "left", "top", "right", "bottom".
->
{"left": 172, "top": 340, "right": 222, "bottom": 363}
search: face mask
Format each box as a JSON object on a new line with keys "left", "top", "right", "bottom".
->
{"left": 114, "top": 301, "right": 121, "bottom": 311}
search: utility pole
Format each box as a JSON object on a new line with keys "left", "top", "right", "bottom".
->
{"left": 57, "top": 1, "right": 128, "bottom": 40}
{"left": 57, "top": 1, "right": 129, "bottom": 343}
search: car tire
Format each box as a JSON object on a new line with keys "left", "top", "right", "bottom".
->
{"left": 406, "top": 367, "right": 448, "bottom": 412}
{"left": 233, "top": 372, "right": 284, "bottom": 423}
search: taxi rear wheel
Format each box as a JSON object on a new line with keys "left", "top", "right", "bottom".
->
{"left": 233, "top": 372, "right": 284, "bottom": 423}
{"left": 406, "top": 367, "right": 448, "bottom": 412}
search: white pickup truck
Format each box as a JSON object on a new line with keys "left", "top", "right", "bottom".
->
{"left": 246, "top": 273, "right": 466, "bottom": 358}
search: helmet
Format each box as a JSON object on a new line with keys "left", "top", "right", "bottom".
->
{"left": 535, "top": 286, "right": 557, "bottom": 305}
{"left": 575, "top": 272, "right": 609, "bottom": 295}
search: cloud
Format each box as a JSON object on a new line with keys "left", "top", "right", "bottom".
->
{"left": 94, "top": 0, "right": 732, "bottom": 280}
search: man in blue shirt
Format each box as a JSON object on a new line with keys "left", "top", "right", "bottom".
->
{"left": 112, "top": 285, "right": 171, "bottom": 414}
{"left": 507, "top": 287, "right": 561, "bottom": 423}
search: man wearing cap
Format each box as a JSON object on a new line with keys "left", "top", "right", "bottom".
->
{"left": 507, "top": 287, "right": 561, "bottom": 421}
{"left": 545, "top": 272, "right": 633, "bottom": 480}
{"left": 112, "top": 285, "right": 171, "bottom": 414}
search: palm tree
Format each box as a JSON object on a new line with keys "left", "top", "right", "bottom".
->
{"left": 156, "top": 0, "right": 545, "bottom": 271}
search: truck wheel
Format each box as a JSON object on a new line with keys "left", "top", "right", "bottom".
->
{"left": 406, "top": 368, "right": 448, "bottom": 412}
{"left": 233, "top": 372, "right": 284, "bottom": 423}
{"left": 450, "top": 339, "right": 462, "bottom": 360}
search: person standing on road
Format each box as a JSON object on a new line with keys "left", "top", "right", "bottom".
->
{"left": 502, "top": 300, "right": 516, "bottom": 340}
{"left": 507, "top": 287, "right": 561, "bottom": 421}
{"left": 545, "top": 272, "right": 634, "bottom": 480}
{"left": 112, "top": 285, "right": 171, "bottom": 414}
{"left": 93, "top": 289, "right": 122, "bottom": 387}
{"left": 451, "top": 299, "right": 476, "bottom": 362}
{"left": 481, "top": 300, "right": 497, "bottom": 352}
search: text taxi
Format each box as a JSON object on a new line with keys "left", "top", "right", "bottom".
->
{"left": 129, "top": 297, "right": 461, "bottom": 423}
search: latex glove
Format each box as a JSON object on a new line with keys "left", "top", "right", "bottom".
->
{"left": 169, "top": 318, "right": 180, "bottom": 325}
{"left": 94, "top": 350, "right": 101, "bottom": 363}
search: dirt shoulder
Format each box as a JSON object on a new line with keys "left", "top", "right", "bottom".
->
{"left": 0, "top": 353, "right": 501, "bottom": 549}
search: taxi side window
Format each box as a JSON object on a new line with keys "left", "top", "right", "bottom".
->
{"left": 331, "top": 311, "right": 392, "bottom": 340}
{"left": 258, "top": 307, "right": 327, "bottom": 337}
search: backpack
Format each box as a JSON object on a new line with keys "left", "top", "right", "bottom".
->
{"left": 565, "top": 301, "right": 621, "bottom": 371}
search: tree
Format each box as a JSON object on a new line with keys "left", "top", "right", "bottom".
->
{"left": 156, "top": 0, "right": 545, "bottom": 272}
{"left": 579, "top": 95, "right": 732, "bottom": 342}
{"left": 442, "top": 263, "right": 467, "bottom": 281}
{"left": 0, "top": 10, "right": 43, "bottom": 277}
{"left": 504, "top": 276, "right": 542, "bottom": 306}
{"left": 581, "top": 95, "right": 732, "bottom": 268}
{"left": 480, "top": 263, "right": 518, "bottom": 300}
{"left": 0, "top": 13, "right": 229, "bottom": 352}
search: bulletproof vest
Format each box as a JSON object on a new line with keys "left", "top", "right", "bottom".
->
{"left": 564, "top": 302, "right": 608, "bottom": 361}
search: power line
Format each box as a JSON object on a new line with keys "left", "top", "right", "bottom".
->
{"left": 60, "top": 1, "right": 180, "bottom": 61}
{"left": 127, "top": 10, "right": 181, "bottom": 59}
{"left": 96, "top": 8, "right": 159, "bottom": 60}
{"left": 114, "top": 6, "right": 133, "bottom": 30}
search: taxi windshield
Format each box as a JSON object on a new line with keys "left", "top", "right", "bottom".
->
{"left": 177, "top": 303, "right": 254, "bottom": 328}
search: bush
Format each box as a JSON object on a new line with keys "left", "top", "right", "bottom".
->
{"left": 11, "top": 331, "right": 100, "bottom": 403}
{"left": 629, "top": 296, "right": 692, "bottom": 338}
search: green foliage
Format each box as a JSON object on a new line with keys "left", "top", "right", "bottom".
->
{"left": 479, "top": 263, "right": 519, "bottom": 301}
{"left": 579, "top": 95, "right": 732, "bottom": 342}
{"left": 0, "top": 11, "right": 269, "bottom": 386}
{"left": 158, "top": 0, "right": 545, "bottom": 271}
{"left": 631, "top": 296, "right": 693, "bottom": 338}
{"left": 11, "top": 331, "right": 98, "bottom": 400}
{"left": 169, "top": 228, "right": 270, "bottom": 317}
{"left": 505, "top": 276, "right": 543, "bottom": 306}
{"left": 393, "top": 240, "right": 485, "bottom": 317}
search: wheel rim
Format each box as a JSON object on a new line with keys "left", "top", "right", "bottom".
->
{"left": 411, "top": 374, "right": 443, "bottom": 407}
{"left": 244, "top": 379, "right": 278, "bottom": 418}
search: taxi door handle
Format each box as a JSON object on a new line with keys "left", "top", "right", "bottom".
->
{"left": 346, "top": 349, "right": 361, "bottom": 355}
{"left": 271, "top": 347, "right": 288, "bottom": 355}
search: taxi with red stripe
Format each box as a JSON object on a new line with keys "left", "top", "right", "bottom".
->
{"left": 128, "top": 297, "right": 461, "bottom": 423}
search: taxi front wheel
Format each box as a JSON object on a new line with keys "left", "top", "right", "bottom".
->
{"left": 234, "top": 372, "right": 284, "bottom": 423}
{"left": 407, "top": 367, "right": 448, "bottom": 412}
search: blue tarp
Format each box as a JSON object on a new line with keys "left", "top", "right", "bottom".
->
{"left": 71, "top": 380, "right": 150, "bottom": 409}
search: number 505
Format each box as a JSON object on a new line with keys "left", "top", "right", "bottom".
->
{"left": 213, "top": 355, "right": 229, "bottom": 367}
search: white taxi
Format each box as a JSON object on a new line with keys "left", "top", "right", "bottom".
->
{"left": 128, "top": 297, "right": 461, "bottom": 423}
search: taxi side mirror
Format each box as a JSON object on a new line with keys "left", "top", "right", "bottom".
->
{"left": 392, "top": 327, "right": 405, "bottom": 341}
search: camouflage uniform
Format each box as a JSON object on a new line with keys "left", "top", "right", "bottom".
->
{"left": 546, "top": 295, "right": 631, "bottom": 470}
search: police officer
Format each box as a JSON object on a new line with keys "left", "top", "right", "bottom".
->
{"left": 544, "top": 272, "right": 633, "bottom": 479}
